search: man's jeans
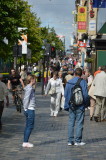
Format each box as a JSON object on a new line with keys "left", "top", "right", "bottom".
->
{"left": 68, "top": 108, "right": 85, "bottom": 143}
{"left": 0, "top": 101, "right": 4, "bottom": 129}
{"left": 24, "top": 109, "right": 35, "bottom": 142}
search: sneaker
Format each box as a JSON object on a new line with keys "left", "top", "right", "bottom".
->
{"left": 50, "top": 112, "right": 54, "bottom": 116}
{"left": 54, "top": 111, "right": 58, "bottom": 117}
{"left": 22, "top": 142, "right": 34, "bottom": 148}
{"left": 68, "top": 142, "right": 74, "bottom": 146}
{"left": 74, "top": 142, "right": 86, "bottom": 146}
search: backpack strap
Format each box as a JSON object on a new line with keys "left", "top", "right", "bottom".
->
{"left": 75, "top": 78, "right": 83, "bottom": 86}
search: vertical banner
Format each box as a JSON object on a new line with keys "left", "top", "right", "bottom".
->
{"left": 18, "top": 27, "right": 27, "bottom": 54}
{"left": 77, "top": 7, "right": 87, "bottom": 33}
{"left": 88, "top": 1, "right": 97, "bottom": 35}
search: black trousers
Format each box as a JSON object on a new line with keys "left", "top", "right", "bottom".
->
{"left": 0, "top": 101, "right": 4, "bottom": 127}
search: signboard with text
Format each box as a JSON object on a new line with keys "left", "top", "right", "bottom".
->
{"left": 89, "top": 20, "right": 96, "bottom": 31}
{"left": 78, "top": 22, "right": 86, "bottom": 32}
{"left": 77, "top": 7, "right": 87, "bottom": 33}
{"left": 78, "top": 41, "right": 86, "bottom": 48}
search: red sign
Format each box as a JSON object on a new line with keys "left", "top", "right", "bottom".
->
{"left": 78, "top": 41, "right": 86, "bottom": 47}
{"left": 77, "top": 7, "right": 87, "bottom": 32}
{"left": 78, "top": 22, "right": 86, "bottom": 30}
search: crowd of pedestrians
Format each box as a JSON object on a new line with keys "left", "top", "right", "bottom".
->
{"left": 0, "top": 56, "right": 106, "bottom": 148}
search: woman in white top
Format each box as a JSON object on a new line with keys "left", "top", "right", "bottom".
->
{"left": 45, "top": 71, "right": 64, "bottom": 117}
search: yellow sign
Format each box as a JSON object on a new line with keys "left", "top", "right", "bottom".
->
{"left": 77, "top": 7, "right": 87, "bottom": 33}
{"left": 77, "top": 7, "right": 87, "bottom": 22}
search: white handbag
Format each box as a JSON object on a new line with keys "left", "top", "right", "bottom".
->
{"left": 48, "top": 87, "right": 56, "bottom": 95}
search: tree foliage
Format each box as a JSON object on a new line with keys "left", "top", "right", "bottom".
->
{"left": 0, "top": 0, "right": 64, "bottom": 62}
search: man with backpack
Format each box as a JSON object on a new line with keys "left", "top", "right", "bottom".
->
{"left": 64, "top": 68, "right": 89, "bottom": 146}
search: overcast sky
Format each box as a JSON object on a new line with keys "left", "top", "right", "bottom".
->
{"left": 27, "top": 0, "right": 75, "bottom": 49}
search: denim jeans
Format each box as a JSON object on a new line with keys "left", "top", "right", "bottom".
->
{"left": 0, "top": 101, "right": 4, "bottom": 128}
{"left": 68, "top": 108, "right": 85, "bottom": 143}
{"left": 24, "top": 109, "right": 35, "bottom": 142}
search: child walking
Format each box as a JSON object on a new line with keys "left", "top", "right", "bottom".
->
{"left": 22, "top": 75, "right": 36, "bottom": 148}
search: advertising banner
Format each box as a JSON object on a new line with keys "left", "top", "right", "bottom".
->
{"left": 18, "top": 34, "right": 27, "bottom": 54}
{"left": 88, "top": 1, "right": 97, "bottom": 35}
{"left": 77, "top": 7, "right": 87, "bottom": 22}
{"left": 89, "top": 20, "right": 96, "bottom": 31}
{"left": 78, "top": 41, "right": 86, "bottom": 47}
{"left": 77, "top": 7, "right": 87, "bottom": 33}
{"left": 18, "top": 27, "right": 27, "bottom": 54}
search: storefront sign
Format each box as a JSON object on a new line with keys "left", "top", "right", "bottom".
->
{"left": 78, "top": 22, "right": 86, "bottom": 32}
{"left": 89, "top": 20, "right": 96, "bottom": 31}
{"left": 77, "top": 7, "right": 87, "bottom": 33}
{"left": 78, "top": 41, "right": 86, "bottom": 48}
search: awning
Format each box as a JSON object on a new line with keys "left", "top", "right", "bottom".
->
{"left": 98, "top": 22, "right": 106, "bottom": 34}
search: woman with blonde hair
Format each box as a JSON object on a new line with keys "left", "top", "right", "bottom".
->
{"left": 22, "top": 75, "right": 36, "bottom": 148}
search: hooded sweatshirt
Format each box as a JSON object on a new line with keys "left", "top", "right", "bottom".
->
{"left": 23, "top": 84, "right": 36, "bottom": 111}
{"left": 64, "top": 77, "right": 89, "bottom": 111}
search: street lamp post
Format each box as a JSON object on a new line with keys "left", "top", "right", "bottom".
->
{"left": 63, "top": 36, "right": 65, "bottom": 56}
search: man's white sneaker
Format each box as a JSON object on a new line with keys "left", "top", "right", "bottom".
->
{"left": 74, "top": 142, "right": 86, "bottom": 146}
{"left": 68, "top": 143, "right": 73, "bottom": 146}
{"left": 22, "top": 142, "right": 34, "bottom": 148}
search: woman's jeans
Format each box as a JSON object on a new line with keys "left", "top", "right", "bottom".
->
{"left": 24, "top": 109, "right": 35, "bottom": 142}
{"left": 68, "top": 108, "right": 85, "bottom": 143}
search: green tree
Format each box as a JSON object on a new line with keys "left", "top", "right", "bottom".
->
{"left": 0, "top": 0, "right": 27, "bottom": 43}
{"left": 0, "top": 0, "right": 64, "bottom": 63}
{"left": 0, "top": 0, "right": 28, "bottom": 58}
{"left": 41, "top": 27, "right": 64, "bottom": 51}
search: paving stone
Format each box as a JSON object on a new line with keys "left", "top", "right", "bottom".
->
{"left": 0, "top": 84, "right": 106, "bottom": 160}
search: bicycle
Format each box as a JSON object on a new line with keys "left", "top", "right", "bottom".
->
{"left": 14, "top": 89, "right": 23, "bottom": 113}
{"left": 9, "top": 88, "right": 23, "bottom": 113}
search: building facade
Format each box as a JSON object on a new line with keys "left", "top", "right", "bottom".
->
{"left": 73, "top": 0, "right": 106, "bottom": 71}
